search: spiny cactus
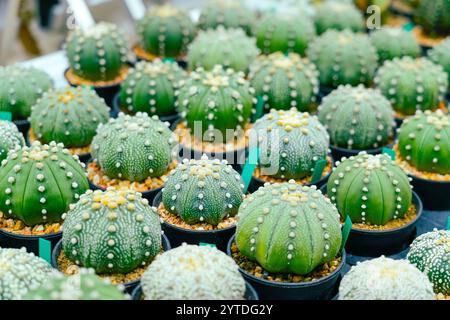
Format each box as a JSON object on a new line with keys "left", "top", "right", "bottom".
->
{"left": 249, "top": 52, "right": 319, "bottom": 112}
{"left": 0, "top": 248, "right": 54, "bottom": 300}
{"left": 62, "top": 188, "right": 162, "bottom": 274}
{"left": 0, "top": 141, "right": 89, "bottom": 226}
{"left": 141, "top": 244, "right": 246, "bottom": 300}
{"left": 414, "top": 0, "right": 450, "bottom": 36}
{"left": 339, "top": 256, "right": 435, "bottom": 300}
{"left": 253, "top": 108, "right": 329, "bottom": 180}
{"left": 375, "top": 57, "right": 448, "bottom": 116}
{"left": 407, "top": 230, "right": 450, "bottom": 295}
{"left": 0, "top": 65, "right": 53, "bottom": 120}
{"left": 0, "top": 120, "right": 25, "bottom": 162}
{"left": 327, "top": 153, "right": 413, "bottom": 225}
{"left": 65, "top": 22, "right": 129, "bottom": 82}
{"left": 119, "top": 60, "right": 186, "bottom": 116}
{"left": 428, "top": 38, "right": 450, "bottom": 86}
{"left": 314, "top": 1, "right": 364, "bottom": 34}
{"left": 91, "top": 112, "right": 176, "bottom": 182}
{"left": 318, "top": 85, "right": 395, "bottom": 150}
{"left": 398, "top": 110, "right": 450, "bottom": 174}
{"left": 307, "top": 30, "right": 379, "bottom": 88}
{"left": 137, "top": 4, "right": 196, "bottom": 59}
{"left": 236, "top": 181, "right": 342, "bottom": 275}
{"left": 187, "top": 27, "right": 259, "bottom": 72}
{"left": 370, "top": 28, "right": 420, "bottom": 63}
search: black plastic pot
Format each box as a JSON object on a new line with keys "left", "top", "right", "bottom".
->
{"left": 14, "top": 119, "right": 30, "bottom": 137}
{"left": 395, "top": 116, "right": 404, "bottom": 128}
{"left": 153, "top": 191, "right": 236, "bottom": 253}
{"left": 0, "top": 228, "right": 62, "bottom": 255}
{"left": 329, "top": 142, "right": 394, "bottom": 163}
{"left": 409, "top": 174, "right": 450, "bottom": 211}
{"left": 227, "top": 235, "right": 346, "bottom": 300}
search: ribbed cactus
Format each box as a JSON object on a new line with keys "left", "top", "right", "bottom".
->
{"left": 327, "top": 153, "right": 412, "bottom": 225}
{"left": 187, "top": 27, "right": 259, "bottom": 72}
{"left": 141, "top": 244, "right": 246, "bottom": 300}
{"left": 30, "top": 87, "right": 110, "bottom": 148}
{"left": 253, "top": 108, "right": 329, "bottom": 180}
{"left": 339, "top": 256, "right": 435, "bottom": 300}
{"left": 414, "top": 0, "right": 450, "bottom": 36}
{"left": 375, "top": 57, "right": 448, "bottom": 116}
{"left": 62, "top": 189, "right": 162, "bottom": 274}
{"left": 119, "top": 60, "right": 186, "bottom": 116}
{"left": 65, "top": 22, "right": 129, "bottom": 82}
{"left": 0, "top": 248, "right": 54, "bottom": 300}
{"left": 0, "top": 120, "right": 25, "bottom": 162}
{"left": 318, "top": 85, "right": 395, "bottom": 150}
{"left": 407, "top": 230, "right": 450, "bottom": 295}
{"left": 91, "top": 112, "right": 176, "bottom": 182}
{"left": 0, "top": 65, "right": 53, "bottom": 120}
{"left": 249, "top": 52, "right": 319, "bottom": 112}
{"left": 428, "top": 38, "right": 450, "bottom": 86}
{"left": 370, "top": 28, "right": 420, "bottom": 63}
{"left": 314, "top": 1, "right": 364, "bottom": 34}
{"left": 307, "top": 30, "right": 379, "bottom": 87}
{"left": 236, "top": 181, "right": 342, "bottom": 275}
{"left": 0, "top": 141, "right": 89, "bottom": 226}
{"left": 137, "top": 4, "right": 196, "bottom": 59}
{"left": 398, "top": 110, "right": 450, "bottom": 174}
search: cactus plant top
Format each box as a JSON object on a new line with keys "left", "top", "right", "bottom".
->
{"left": 314, "top": 1, "right": 364, "bottom": 34}
{"left": 0, "top": 120, "right": 25, "bottom": 162}
{"left": 370, "top": 27, "right": 420, "bottom": 63}
{"left": 428, "top": 38, "right": 450, "bottom": 86}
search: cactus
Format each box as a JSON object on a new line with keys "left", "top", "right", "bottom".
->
{"left": 0, "top": 248, "right": 54, "bottom": 300}
{"left": 0, "top": 120, "right": 25, "bottom": 162}
{"left": 376, "top": 57, "right": 449, "bottom": 117}
{"left": 30, "top": 87, "right": 110, "bottom": 149}
{"left": 414, "top": 0, "right": 450, "bottom": 36}
{"left": 318, "top": 85, "right": 395, "bottom": 150}
{"left": 119, "top": 60, "right": 186, "bottom": 117}
{"left": 407, "top": 230, "right": 450, "bottom": 295}
{"left": 141, "top": 244, "right": 246, "bottom": 300}
{"left": 307, "top": 30, "right": 379, "bottom": 88}
{"left": 187, "top": 27, "right": 259, "bottom": 73}
{"left": 314, "top": 1, "right": 364, "bottom": 34}
{"left": 253, "top": 108, "right": 329, "bottom": 180}
{"left": 327, "top": 153, "right": 412, "bottom": 225}
{"left": 236, "top": 181, "right": 342, "bottom": 275}
{"left": 176, "top": 65, "right": 255, "bottom": 143}
{"left": 91, "top": 112, "right": 176, "bottom": 182}
{"left": 65, "top": 22, "right": 129, "bottom": 82}
{"left": 428, "top": 38, "right": 450, "bottom": 86}
{"left": 0, "top": 65, "right": 53, "bottom": 120}
{"left": 339, "top": 256, "right": 435, "bottom": 300}
{"left": 62, "top": 188, "right": 162, "bottom": 274}
{"left": 249, "top": 52, "right": 319, "bottom": 112}
{"left": 137, "top": 4, "right": 196, "bottom": 59}
{"left": 397, "top": 110, "right": 450, "bottom": 174}
{"left": 0, "top": 141, "right": 89, "bottom": 226}
{"left": 370, "top": 28, "right": 420, "bottom": 63}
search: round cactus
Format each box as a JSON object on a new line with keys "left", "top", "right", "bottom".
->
{"left": 314, "top": 1, "right": 364, "bottom": 34}
{"left": 249, "top": 52, "right": 319, "bottom": 112}
{"left": 141, "top": 244, "right": 246, "bottom": 300}
{"left": 307, "top": 30, "right": 379, "bottom": 88}
{"left": 119, "top": 60, "right": 186, "bottom": 116}
{"left": 407, "top": 230, "right": 450, "bottom": 295}
{"left": 327, "top": 153, "right": 413, "bottom": 225}
{"left": 62, "top": 189, "right": 162, "bottom": 274}
{"left": 253, "top": 108, "right": 329, "bottom": 180}
{"left": 91, "top": 112, "right": 176, "bottom": 182}
{"left": 187, "top": 27, "right": 259, "bottom": 73}
{"left": 137, "top": 4, "right": 196, "bottom": 59}
{"left": 0, "top": 141, "right": 89, "bottom": 226}
{"left": 414, "top": 0, "right": 450, "bottom": 36}
{"left": 0, "top": 248, "right": 54, "bottom": 300}
{"left": 339, "top": 256, "right": 435, "bottom": 300}
{"left": 30, "top": 87, "right": 110, "bottom": 149}
{"left": 0, "top": 65, "right": 53, "bottom": 120}
{"left": 0, "top": 120, "right": 25, "bottom": 162}
{"left": 370, "top": 27, "right": 420, "bottom": 63}
{"left": 398, "top": 110, "right": 450, "bottom": 175}
{"left": 428, "top": 38, "right": 450, "bottom": 86}
{"left": 236, "top": 181, "right": 342, "bottom": 275}
{"left": 65, "top": 22, "right": 129, "bottom": 82}
{"left": 318, "top": 85, "right": 395, "bottom": 150}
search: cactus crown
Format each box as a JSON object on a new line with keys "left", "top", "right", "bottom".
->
{"left": 428, "top": 38, "right": 450, "bottom": 85}
{"left": 314, "top": 1, "right": 364, "bottom": 34}
{"left": 370, "top": 27, "right": 420, "bottom": 63}
{"left": 0, "top": 120, "right": 25, "bottom": 162}
{"left": 414, "top": 0, "right": 450, "bottom": 36}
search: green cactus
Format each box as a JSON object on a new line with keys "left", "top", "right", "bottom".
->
{"left": 249, "top": 52, "right": 319, "bottom": 112}
{"left": 398, "top": 110, "right": 450, "bottom": 174}
{"left": 0, "top": 120, "right": 25, "bottom": 162}
{"left": 91, "top": 112, "right": 176, "bottom": 182}
{"left": 318, "top": 85, "right": 395, "bottom": 150}
{"left": 0, "top": 141, "right": 89, "bottom": 226}
{"left": 370, "top": 28, "right": 420, "bottom": 63}
{"left": 414, "top": 0, "right": 450, "bottom": 36}
{"left": 314, "top": 1, "right": 364, "bottom": 34}
{"left": 187, "top": 27, "right": 259, "bottom": 73}
{"left": 0, "top": 65, "right": 53, "bottom": 120}
{"left": 119, "top": 60, "right": 186, "bottom": 117}
{"left": 141, "top": 244, "right": 246, "bottom": 300}
{"left": 339, "top": 256, "right": 435, "bottom": 300}
{"left": 62, "top": 188, "right": 162, "bottom": 274}
{"left": 428, "top": 38, "right": 450, "bottom": 86}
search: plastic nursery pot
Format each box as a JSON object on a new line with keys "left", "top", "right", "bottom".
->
{"left": 153, "top": 191, "right": 236, "bottom": 253}
{"left": 14, "top": 119, "right": 30, "bottom": 136}
{"left": 329, "top": 142, "right": 395, "bottom": 163}
{"left": 409, "top": 174, "right": 450, "bottom": 211}
{"left": 51, "top": 234, "right": 171, "bottom": 294}
{"left": 0, "top": 228, "right": 62, "bottom": 255}
{"left": 226, "top": 235, "right": 346, "bottom": 300}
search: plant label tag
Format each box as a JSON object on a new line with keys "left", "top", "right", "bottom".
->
{"left": 67, "top": 0, "right": 95, "bottom": 30}
{"left": 242, "top": 147, "right": 260, "bottom": 194}
{"left": 311, "top": 159, "right": 327, "bottom": 184}
{"left": 403, "top": 22, "right": 415, "bottom": 31}
{"left": 0, "top": 111, "right": 12, "bottom": 121}
{"left": 382, "top": 147, "right": 396, "bottom": 160}
{"left": 340, "top": 215, "right": 352, "bottom": 252}
{"left": 447, "top": 216, "right": 450, "bottom": 230}
{"left": 163, "top": 57, "right": 176, "bottom": 63}
{"left": 124, "top": 0, "right": 146, "bottom": 21}
{"left": 199, "top": 242, "right": 216, "bottom": 248}
{"left": 39, "top": 238, "right": 52, "bottom": 264}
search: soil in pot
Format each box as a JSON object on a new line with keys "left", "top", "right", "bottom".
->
{"left": 394, "top": 102, "right": 448, "bottom": 128}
